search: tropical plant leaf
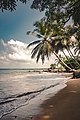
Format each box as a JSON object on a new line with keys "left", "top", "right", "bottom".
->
{"left": 31, "top": 43, "right": 42, "bottom": 58}
{"left": 36, "top": 34, "right": 43, "bottom": 38}
{"left": 27, "top": 40, "right": 41, "bottom": 48}
{"left": 31, "top": 42, "right": 42, "bottom": 54}
{"left": 36, "top": 46, "right": 43, "bottom": 62}
{"left": 41, "top": 51, "right": 45, "bottom": 64}
{"left": 27, "top": 31, "right": 42, "bottom": 38}
{"left": 26, "top": 31, "right": 31, "bottom": 35}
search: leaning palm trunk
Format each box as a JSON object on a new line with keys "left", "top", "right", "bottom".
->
{"left": 53, "top": 51, "right": 73, "bottom": 71}
{"left": 68, "top": 47, "right": 80, "bottom": 66}
{"left": 62, "top": 50, "right": 74, "bottom": 69}
{"left": 66, "top": 46, "right": 80, "bottom": 67}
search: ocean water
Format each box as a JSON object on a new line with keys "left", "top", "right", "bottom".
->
{"left": 0, "top": 69, "right": 71, "bottom": 119}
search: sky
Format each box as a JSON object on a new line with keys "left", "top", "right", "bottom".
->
{"left": 0, "top": 1, "right": 56, "bottom": 69}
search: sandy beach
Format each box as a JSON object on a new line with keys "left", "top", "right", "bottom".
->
{"left": 34, "top": 78, "right": 80, "bottom": 120}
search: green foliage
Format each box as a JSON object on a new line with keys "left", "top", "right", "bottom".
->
{"left": 31, "top": 0, "right": 80, "bottom": 25}
{"left": 62, "top": 57, "right": 80, "bottom": 71}
{"left": 0, "top": 0, "right": 27, "bottom": 12}
{"left": 50, "top": 64, "right": 56, "bottom": 70}
{"left": 1, "top": 0, "right": 80, "bottom": 26}
{"left": 27, "top": 18, "right": 80, "bottom": 70}
{"left": 27, "top": 19, "right": 53, "bottom": 64}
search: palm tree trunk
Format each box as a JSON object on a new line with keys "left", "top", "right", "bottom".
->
{"left": 67, "top": 47, "right": 80, "bottom": 67}
{"left": 62, "top": 50, "right": 74, "bottom": 69}
{"left": 53, "top": 51, "right": 73, "bottom": 71}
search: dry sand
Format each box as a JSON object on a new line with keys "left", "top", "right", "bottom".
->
{"left": 34, "top": 78, "right": 80, "bottom": 120}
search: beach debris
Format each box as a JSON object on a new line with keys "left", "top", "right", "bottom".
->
{"left": 70, "top": 91, "right": 77, "bottom": 93}
{"left": 49, "top": 105, "right": 54, "bottom": 108}
{"left": 42, "top": 115, "right": 50, "bottom": 119}
{"left": 29, "top": 115, "right": 33, "bottom": 119}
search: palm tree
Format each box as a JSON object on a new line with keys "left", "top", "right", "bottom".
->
{"left": 27, "top": 19, "right": 73, "bottom": 71}
{"left": 50, "top": 37, "right": 75, "bottom": 69}
{"left": 27, "top": 39, "right": 53, "bottom": 64}
{"left": 27, "top": 19, "right": 53, "bottom": 64}
{"left": 74, "top": 26, "right": 80, "bottom": 57}
{"left": 52, "top": 25, "right": 80, "bottom": 67}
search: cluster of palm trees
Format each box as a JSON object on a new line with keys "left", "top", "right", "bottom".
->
{"left": 27, "top": 18, "right": 80, "bottom": 71}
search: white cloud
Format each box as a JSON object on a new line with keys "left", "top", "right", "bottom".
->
{"left": 1, "top": 39, "right": 31, "bottom": 61}
{"left": 0, "top": 39, "right": 56, "bottom": 68}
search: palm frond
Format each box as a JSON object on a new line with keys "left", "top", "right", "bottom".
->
{"left": 74, "top": 47, "right": 80, "bottom": 56}
{"left": 41, "top": 52, "right": 45, "bottom": 64}
{"left": 78, "top": 51, "right": 80, "bottom": 56}
{"left": 33, "top": 28, "right": 40, "bottom": 33}
{"left": 26, "top": 31, "right": 31, "bottom": 35}
{"left": 31, "top": 43, "right": 42, "bottom": 58}
{"left": 31, "top": 42, "right": 42, "bottom": 54}
{"left": 36, "top": 34, "right": 43, "bottom": 38}
{"left": 74, "top": 47, "right": 78, "bottom": 54}
{"left": 31, "top": 50, "right": 38, "bottom": 59}
{"left": 27, "top": 40, "right": 41, "bottom": 48}
{"left": 27, "top": 31, "right": 43, "bottom": 38}
{"left": 36, "top": 47, "right": 43, "bottom": 62}
{"left": 33, "top": 20, "right": 47, "bottom": 36}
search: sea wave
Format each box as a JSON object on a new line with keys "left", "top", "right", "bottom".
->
{"left": 0, "top": 71, "right": 71, "bottom": 119}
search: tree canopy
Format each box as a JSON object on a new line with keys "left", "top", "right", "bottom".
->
{"left": 31, "top": 0, "right": 80, "bottom": 25}
{"left": 26, "top": 0, "right": 80, "bottom": 71}
{"left": 0, "top": 0, "right": 80, "bottom": 24}
{"left": 0, "top": 0, "right": 27, "bottom": 12}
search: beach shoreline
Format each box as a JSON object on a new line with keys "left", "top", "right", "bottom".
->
{"left": 1, "top": 72, "right": 78, "bottom": 120}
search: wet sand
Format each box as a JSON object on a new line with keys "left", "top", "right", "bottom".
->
{"left": 34, "top": 78, "right": 80, "bottom": 120}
